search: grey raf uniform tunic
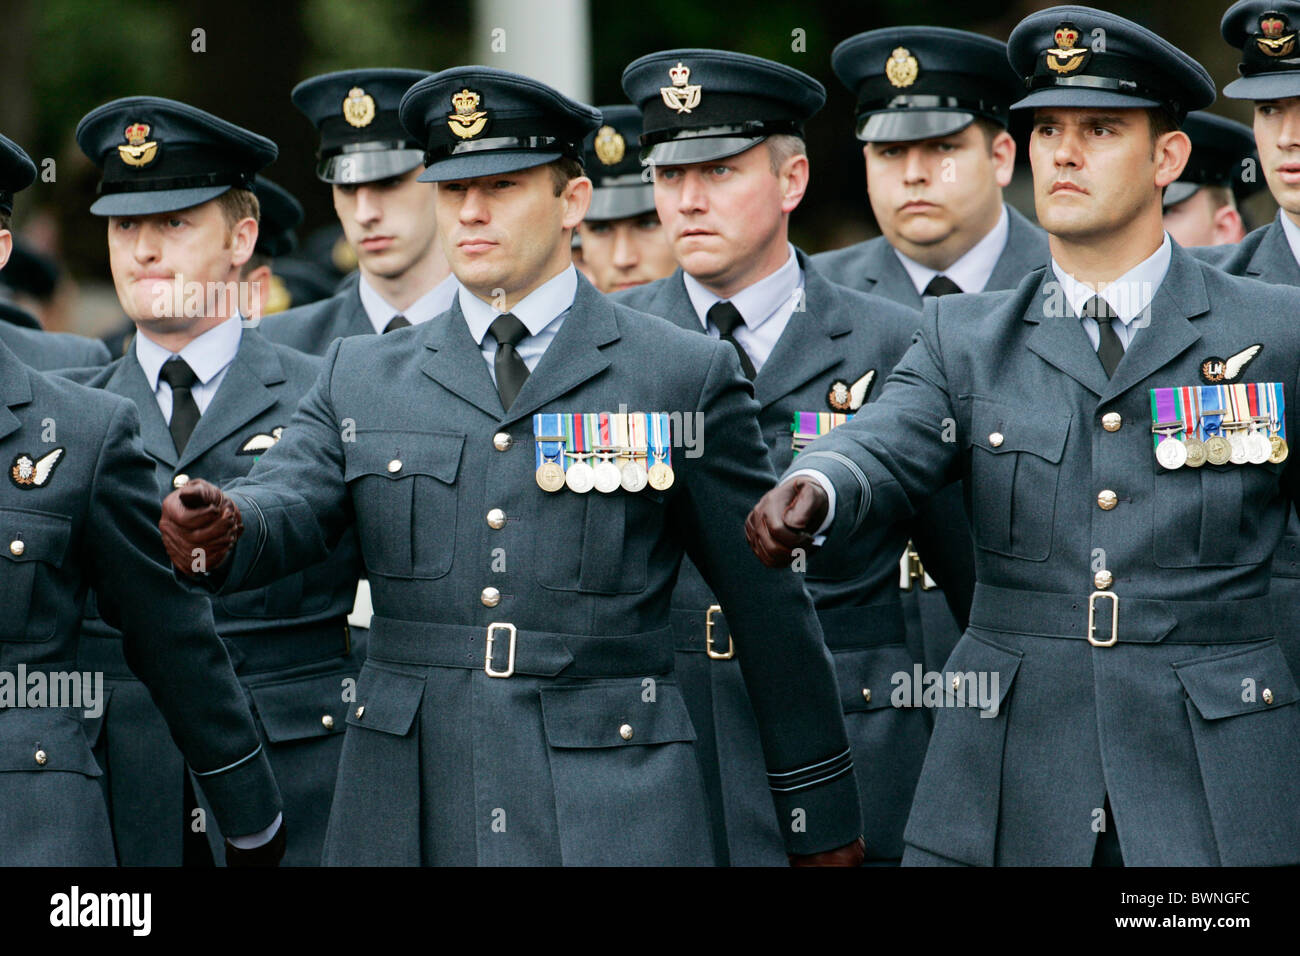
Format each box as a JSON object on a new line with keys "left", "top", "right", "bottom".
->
{"left": 615, "top": 250, "right": 960, "bottom": 861}
{"left": 0, "top": 340, "right": 281, "bottom": 864}
{"left": 795, "top": 246, "right": 1300, "bottom": 865}
{"left": 253, "top": 272, "right": 370, "bottom": 357}
{"left": 1192, "top": 215, "right": 1300, "bottom": 680}
{"left": 63, "top": 329, "right": 361, "bottom": 866}
{"left": 196, "top": 276, "right": 860, "bottom": 865}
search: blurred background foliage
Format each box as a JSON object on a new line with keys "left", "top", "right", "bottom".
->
{"left": 0, "top": 0, "right": 1272, "bottom": 332}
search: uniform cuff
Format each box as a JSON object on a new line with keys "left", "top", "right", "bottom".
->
{"left": 190, "top": 745, "right": 283, "bottom": 839}
{"left": 783, "top": 468, "right": 836, "bottom": 544}
{"left": 767, "top": 750, "right": 863, "bottom": 856}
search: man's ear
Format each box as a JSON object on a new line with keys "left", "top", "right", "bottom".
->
{"left": 1211, "top": 202, "right": 1247, "bottom": 245}
{"left": 228, "top": 217, "right": 259, "bottom": 269}
{"left": 779, "top": 153, "right": 811, "bottom": 214}
{"left": 0, "top": 229, "right": 11, "bottom": 272}
{"left": 562, "top": 175, "right": 593, "bottom": 230}
{"left": 991, "top": 129, "right": 1017, "bottom": 188}
{"left": 1154, "top": 129, "right": 1192, "bottom": 189}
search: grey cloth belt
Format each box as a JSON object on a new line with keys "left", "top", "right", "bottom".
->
{"left": 367, "top": 615, "right": 675, "bottom": 678}
{"left": 80, "top": 616, "right": 352, "bottom": 678}
{"left": 969, "top": 584, "right": 1276, "bottom": 645}
{"left": 670, "top": 600, "right": 905, "bottom": 654}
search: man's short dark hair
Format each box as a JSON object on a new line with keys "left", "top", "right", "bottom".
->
{"left": 0, "top": 210, "right": 10, "bottom": 232}
{"left": 547, "top": 157, "right": 584, "bottom": 196}
{"left": 1147, "top": 106, "right": 1180, "bottom": 143}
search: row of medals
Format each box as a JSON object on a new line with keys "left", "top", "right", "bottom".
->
{"left": 1153, "top": 419, "right": 1288, "bottom": 470}
{"left": 536, "top": 446, "right": 674, "bottom": 494}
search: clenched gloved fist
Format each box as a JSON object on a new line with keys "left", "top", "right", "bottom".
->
{"left": 744, "top": 476, "right": 829, "bottom": 569}
{"left": 159, "top": 478, "right": 243, "bottom": 576}
{"left": 789, "top": 836, "right": 866, "bottom": 867}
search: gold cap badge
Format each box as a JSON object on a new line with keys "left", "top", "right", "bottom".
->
{"left": 1046, "top": 22, "right": 1090, "bottom": 75}
{"left": 593, "top": 125, "right": 626, "bottom": 165}
{"left": 117, "top": 123, "right": 158, "bottom": 168}
{"left": 1258, "top": 13, "right": 1296, "bottom": 57}
{"left": 342, "top": 87, "right": 376, "bottom": 128}
{"left": 885, "top": 47, "right": 919, "bottom": 88}
{"left": 447, "top": 88, "right": 488, "bottom": 139}
{"left": 660, "top": 62, "right": 702, "bottom": 114}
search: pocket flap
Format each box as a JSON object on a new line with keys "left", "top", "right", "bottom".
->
{"left": 1174, "top": 642, "right": 1300, "bottom": 720}
{"left": 0, "top": 710, "right": 101, "bottom": 776}
{"left": 941, "top": 632, "right": 1023, "bottom": 715}
{"left": 345, "top": 665, "right": 425, "bottom": 736}
{"left": 835, "top": 645, "right": 917, "bottom": 714}
{"left": 971, "top": 399, "right": 1070, "bottom": 462}
{"left": 250, "top": 671, "right": 352, "bottom": 743}
{"left": 0, "top": 509, "right": 72, "bottom": 568}
{"left": 541, "top": 681, "right": 696, "bottom": 748}
{"left": 344, "top": 430, "right": 464, "bottom": 485}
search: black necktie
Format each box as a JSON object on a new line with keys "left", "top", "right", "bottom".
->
{"left": 923, "top": 274, "right": 963, "bottom": 297}
{"left": 488, "top": 313, "right": 530, "bottom": 410}
{"left": 1083, "top": 296, "right": 1125, "bottom": 378}
{"left": 383, "top": 314, "right": 410, "bottom": 333}
{"left": 159, "top": 357, "right": 201, "bottom": 455}
{"left": 707, "top": 301, "right": 756, "bottom": 379}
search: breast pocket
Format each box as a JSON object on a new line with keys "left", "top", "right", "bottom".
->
{"left": 344, "top": 430, "right": 463, "bottom": 580}
{"left": 534, "top": 490, "right": 665, "bottom": 594}
{"left": 969, "top": 399, "right": 1070, "bottom": 561}
{"left": 0, "top": 508, "right": 71, "bottom": 643}
{"left": 1152, "top": 459, "right": 1285, "bottom": 568}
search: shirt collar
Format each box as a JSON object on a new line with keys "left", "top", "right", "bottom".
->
{"left": 683, "top": 243, "right": 801, "bottom": 331}
{"left": 1278, "top": 210, "right": 1300, "bottom": 268}
{"left": 459, "top": 264, "right": 578, "bottom": 346}
{"left": 358, "top": 272, "right": 461, "bottom": 334}
{"left": 1050, "top": 232, "right": 1173, "bottom": 325}
{"left": 895, "top": 205, "right": 1009, "bottom": 296}
{"left": 134, "top": 315, "right": 243, "bottom": 391}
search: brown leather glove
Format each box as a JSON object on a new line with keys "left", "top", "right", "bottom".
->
{"left": 159, "top": 479, "right": 243, "bottom": 577}
{"left": 789, "top": 836, "right": 866, "bottom": 867}
{"left": 744, "top": 476, "right": 829, "bottom": 568}
{"left": 225, "top": 820, "right": 287, "bottom": 867}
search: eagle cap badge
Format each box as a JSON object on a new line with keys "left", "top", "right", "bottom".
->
{"left": 593, "top": 125, "right": 626, "bottom": 165}
{"left": 447, "top": 88, "right": 489, "bottom": 139}
{"left": 1257, "top": 13, "right": 1297, "bottom": 57}
{"left": 1046, "top": 22, "right": 1091, "bottom": 75}
{"left": 660, "top": 62, "right": 702, "bottom": 114}
{"left": 342, "top": 87, "right": 377, "bottom": 128}
{"left": 117, "top": 122, "right": 158, "bottom": 168}
{"left": 885, "top": 47, "right": 919, "bottom": 88}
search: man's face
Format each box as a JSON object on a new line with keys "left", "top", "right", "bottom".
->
{"left": 864, "top": 123, "right": 1008, "bottom": 255}
{"left": 107, "top": 199, "right": 253, "bottom": 328}
{"left": 1030, "top": 108, "right": 1174, "bottom": 242}
{"left": 1253, "top": 97, "right": 1300, "bottom": 216}
{"left": 652, "top": 143, "right": 797, "bottom": 291}
{"left": 1163, "top": 187, "right": 1247, "bottom": 247}
{"left": 435, "top": 163, "right": 589, "bottom": 303}
{"left": 576, "top": 212, "right": 677, "bottom": 292}
{"left": 332, "top": 166, "right": 440, "bottom": 280}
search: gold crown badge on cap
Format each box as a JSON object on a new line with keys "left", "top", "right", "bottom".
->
{"left": 1257, "top": 13, "right": 1297, "bottom": 57}
{"left": 447, "top": 88, "right": 488, "bottom": 139}
{"left": 118, "top": 122, "right": 158, "bottom": 168}
{"left": 1046, "top": 22, "right": 1090, "bottom": 75}
{"left": 342, "top": 87, "right": 377, "bottom": 128}
{"left": 660, "top": 62, "right": 702, "bottom": 114}
{"left": 593, "top": 125, "right": 626, "bottom": 165}
{"left": 885, "top": 47, "right": 919, "bottom": 88}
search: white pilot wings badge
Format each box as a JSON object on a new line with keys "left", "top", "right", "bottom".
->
{"left": 237, "top": 426, "right": 284, "bottom": 456}
{"left": 827, "top": 369, "right": 876, "bottom": 412}
{"left": 9, "top": 448, "right": 64, "bottom": 489}
{"left": 1200, "top": 345, "right": 1262, "bottom": 384}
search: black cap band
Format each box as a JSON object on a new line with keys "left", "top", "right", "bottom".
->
{"left": 424, "top": 134, "right": 583, "bottom": 165}
{"left": 639, "top": 118, "right": 803, "bottom": 149}
{"left": 318, "top": 112, "right": 420, "bottom": 157}
{"left": 856, "top": 93, "right": 1008, "bottom": 123}
{"left": 1028, "top": 51, "right": 1184, "bottom": 114}
{"left": 98, "top": 169, "right": 253, "bottom": 196}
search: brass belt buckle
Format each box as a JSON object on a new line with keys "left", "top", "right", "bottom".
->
{"left": 705, "top": 605, "right": 734, "bottom": 660}
{"left": 1087, "top": 592, "right": 1118, "bottom": 647}
{"left": 484, "top": 622, "right": 517, "bottom": 677}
